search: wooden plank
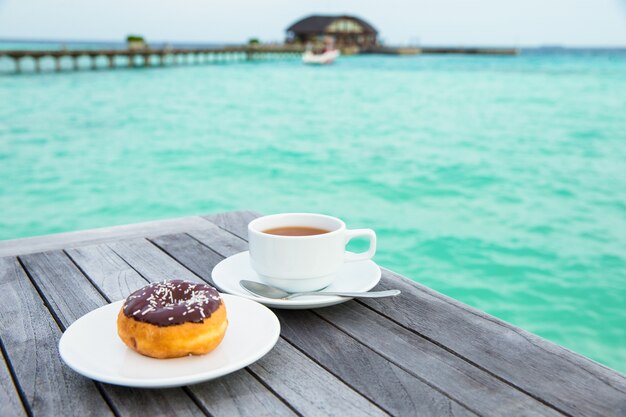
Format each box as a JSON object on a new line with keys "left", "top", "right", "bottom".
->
{"left": 210, "top": 211, "right": 626, "bottom": 417}
{"left": 276, "top": 309, "right": 476, "bottom": 416}
{"left": 116, "top": 235, "right": 389, "bottom": 416}
{"left": 312, "top": 303, "right": 564, "bottom": 417}
{"left": 0, "top": 339, "right": 28, "bottom": 417}
{"left": 102, "top": 385, "right": 208, "bottom": 417}
{"left": 19, "top": 251, "right": 107, "bottom": 324}
{"left": 203, "top": 210, "right": 259, "bottom": 240}
{"left": 65, "top": 245, "right": 148, "bottom": 302}
{"left": 249, "top": 339, "right": 390, "bottom": 417}
{"left": 148, "top": 231, "right": 243, "bottom": 283}
{"left": 186, "top": 369, "right": 297, "bottom": 417}
{"left": 18, "top": 251, "right": 207, "bottom": 417}
{"left": 187, "top": 227, "right": 249, "bottom": 258}
{"left": 365, "top": 272, "right": 626, "bottom": 417}
{"left": 107, "top": 238, "right": 205, "bottom": 284}
{"left": 0, "top": 215, "right": 214, "bottom": 257}
{"left": 0, "top": 256, "right": 114, "bottom": 416}
{"left": 149, "top": 234, "right": 224, "bottom": 284}
{"left": 67, "top": 243, "right": 297, "bottom": 417}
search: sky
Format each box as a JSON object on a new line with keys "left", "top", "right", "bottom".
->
{"left": 1, "top": 0, "right": 625, "bottom": 47}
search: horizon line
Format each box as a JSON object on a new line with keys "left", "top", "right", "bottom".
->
{"left": 1, "top": 37, "right": 626, "bottom": 50}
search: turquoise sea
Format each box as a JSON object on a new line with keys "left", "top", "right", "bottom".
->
{"left": 1, "top": 47, "right": 625, "bottom": 373}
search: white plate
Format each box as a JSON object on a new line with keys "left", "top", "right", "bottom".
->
{"left": 212, "top": 251, "right": 381, "bottom": 309}
{"left": 58, "top": 294, "right": 279, "bottom": 388}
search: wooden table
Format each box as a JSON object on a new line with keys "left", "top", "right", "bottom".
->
{"left": 1, "top": 211, "right": 624, "bottom": 417}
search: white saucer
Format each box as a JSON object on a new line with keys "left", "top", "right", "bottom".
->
{"left": 58, "top": 294, "right": 279, "bottom": 388}
{"left": 212, "top": 251, "right": 381, "bottom": 309}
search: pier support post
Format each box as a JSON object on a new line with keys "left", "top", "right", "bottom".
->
{"left": 107, "top": 56, "right": 114, "bottom": 69}
{"left": 34, "top": 58, "right": 41, "bottom": 73}
{"left": 91, "top": 56, "right": 97, "bottom": 70}
{"left": 159, "top": 54, "right": 165, "bottom": 66}
{"left": 72, "top": 57, "right": 79, "bottom": 71}
{"left": 15, "top": 58, "right": 21, "bottom": 73}
{"left": 54, "top": 57, "right": 62, "bottom": 71}
{"left": 128, "top": 55, "right": 134, "bottom": 68}
{"left": 143, "top": 54, "right": 149, "bottom": 67}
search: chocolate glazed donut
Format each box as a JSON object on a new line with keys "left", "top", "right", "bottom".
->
{"left": 117, "top": 280, "right": 228, "bottom": 359}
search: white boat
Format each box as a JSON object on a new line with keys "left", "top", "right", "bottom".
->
{"left": 302, "top": 49, "right": 340, "bottom": 65}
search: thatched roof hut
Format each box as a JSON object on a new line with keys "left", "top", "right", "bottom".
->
{"left": 286, "top": 15, "right": 378, "bottom": 49}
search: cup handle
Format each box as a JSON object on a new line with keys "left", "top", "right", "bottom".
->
{"left": 344, "top": 229, "right": 376, "bottom": 263}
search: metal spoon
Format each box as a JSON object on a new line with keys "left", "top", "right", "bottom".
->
{"left": 239, "top": 280, "right": 401, "bottom": 300}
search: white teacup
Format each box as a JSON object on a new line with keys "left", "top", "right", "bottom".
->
{"left": 248, "top": 213, "right": 376, "bottom": 292}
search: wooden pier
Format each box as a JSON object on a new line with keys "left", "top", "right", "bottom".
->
{"left": 0, "top": 44, "right": 521, "bottom": 74}
{"left": 364, "top": 46, "right": 519, "bottom": 56}
{"left": 0, "top": 45, "right": 304, "bottom": 73}
{"left": 421, "top": 46, "right": 520, "bottom": 55}
{"left": 0, "top": 210, "right": 624, "bottom": 417}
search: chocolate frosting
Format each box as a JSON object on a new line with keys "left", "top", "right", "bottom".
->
{"left": 123, "top": 280, "right": 222, "bottom": 327}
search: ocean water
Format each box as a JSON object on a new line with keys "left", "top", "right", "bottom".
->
{"left": 1, "top": 49, "right": 625, "bottom": 373}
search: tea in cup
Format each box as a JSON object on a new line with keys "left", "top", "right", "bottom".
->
{"left": 248, "top": 213, "right": 376, "bottom": 292}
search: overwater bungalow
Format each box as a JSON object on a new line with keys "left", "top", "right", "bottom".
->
{"left": 286, "top": 15, "right": 378, "bottom": 50}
